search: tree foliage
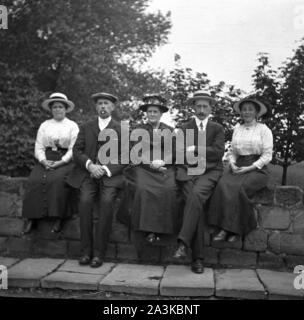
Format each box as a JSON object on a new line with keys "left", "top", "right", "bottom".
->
{"left": 252, "top": 43, "right": 304, "bottom": 185}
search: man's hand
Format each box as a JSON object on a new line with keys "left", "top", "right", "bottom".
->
{"left": 88, "top": 163, "right": 105, "bottom": 179}
{"left": 41, "top": 160, "right": 54, "bottom": 170}
{"left": 150, "top": 160, "right": 165, "bottom": 170}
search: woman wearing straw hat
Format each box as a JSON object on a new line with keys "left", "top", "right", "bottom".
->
{"left": 129, "top": 94, "right": 178, "bottom": 244}
{"left": 22, "top": 93, "right": 79, "bottom": 234}
{"left": 208, "top": 96, "right": 273, "bottom": 241}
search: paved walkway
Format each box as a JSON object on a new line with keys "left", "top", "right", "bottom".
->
{"left": 0, "top": 257, "right": 303, "bottom": 300}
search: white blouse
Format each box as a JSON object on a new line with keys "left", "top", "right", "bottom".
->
{"left": 229, "top": 122, "right": 273, "bottom": 169}
{"left": 35, "top": 118, "right": 79, "bottom": 163}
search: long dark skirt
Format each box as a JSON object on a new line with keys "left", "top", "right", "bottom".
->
{"left": 207, "top": 155, "right": 269, "bottom": 236}
{"left": 22, "top": 150, "right": 75, "bottom": 219}
{"left": 131, "top": 166, "right": 178, "bottom": 234}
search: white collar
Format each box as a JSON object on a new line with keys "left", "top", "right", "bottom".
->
{"left": 194, "top": 115, "right": 209, "bottom": 129}
{"left": 98, "top": 116, "right": 111, "bottom": 124}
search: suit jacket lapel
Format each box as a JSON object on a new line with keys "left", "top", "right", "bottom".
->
{"left": 91, "top": 118, "right": 99, "bottom": 138}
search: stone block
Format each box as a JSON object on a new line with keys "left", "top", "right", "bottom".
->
{"left": 219, "top": 249, "right": 257, "bottom": 268}
{"left": 291, "top": 208, "right": 304, "bottom": 234}
{"left": 257, "top": 269, "right": 304, "bottom": 299}
{"left": 8, "top": 258, "right": 64, "bottom": 288}
{"left": 211, "top": 237, "right": 242, "bottom": 250}
{"left": 215, "top": 269, "right": 266, "bottom": 300}
{"left": 244, "top": 229, "right": 268, "bottom": 252}
{"left": 0, "top": 191, "right": 22, "bottom": 217}
{"left": 117, "top": 243, "right": 138, "bottom": 261}
{"left": 285, "top": 255, "right": 304, "bottom": 271}
{"left": 7, "top": 237, "right": 32, "bottom": 255}
{"left": 160, "top": 265, "right": 214, "bottom": 297}
{"left": 274, "top": 186, "right": 303, "bottom": 209}
{"left": 67, "top": 241, "right": 81, "bottom": 258}
{"left": 259, "top": 206, "right": 290, "bottom": 230}
{"left": 62, "top": 218, "right": 80, "bottom": 240}
{"left": 110, "top": 221, "right": 129, "bottom": 243}
{"left": 0, "top": 218, "right": 24, "bottom": 236}
{"left": 58, "top": 260, "right": 115, "bottom": 275}
{"left": 33, "top": 240, "right": 67, "bottom": 257}
{"left": 269, "top": 233, "right": 304, "bottom": 256}
{"left": 99, "top": 264, "right": 164, "bottom": 295}
{"left": 0, "top": 256, "right": 20, "bottom": 268}
{"left": 41, "top": 271, "right": 105, "bottom": 291}
{"left": 0, "top": 237, "right": 8, "bottom": 253}
{"left": 258, "top": 252, "right": 285, "bottom": 271}
{"left": 252, "top": 187, "right": 274, "bottom": 205}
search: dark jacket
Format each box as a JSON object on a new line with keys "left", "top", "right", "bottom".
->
{"left": 176, "top": 118, "right": 225, "bottom": 181}
{"left": 66, "top": 117, "right": 125, "bottom": 188}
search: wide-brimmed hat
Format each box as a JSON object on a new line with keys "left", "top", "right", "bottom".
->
{"left": 187, "top": 90, "right": 216, "bottom": 106}
{"left": 91, "top": 92, "right": 118, "bottom": 103}
{"left": 139, "top": 94, "right": 168, "bottom": 113}
{"left": 233, "top": 97, "right": 267, "bottom": 117}
{"left": 42, "top": 93, "right": 75, "bottom": 113}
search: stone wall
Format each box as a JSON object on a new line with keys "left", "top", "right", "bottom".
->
{"left": 1, "top": 175, "right": 304, "bottom": 271}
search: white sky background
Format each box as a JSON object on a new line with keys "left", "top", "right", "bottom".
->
{"left": 146, "top": 0, "right": 304, "bottom": 92}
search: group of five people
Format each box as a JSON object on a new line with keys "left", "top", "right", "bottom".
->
{"left": 22, "top": 90, "right": 273, "bottom": 274}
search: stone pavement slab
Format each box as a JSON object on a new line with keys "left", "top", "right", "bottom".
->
{"left": 58, "top": 260, "right": 115, "bottom": 275}
{"left": 99, "top": 263, "right": 164, "bottom": 296}
{"left": 0, "top": 256, "right": 19, "bottom": 268}
{"left": 160, "top": 265, "right": 214, "bottom": 297}
{"left": 215, "top": 269, "right": 267, "bottom": 300}
{"left": 8, "top": 258, "right": 64, "bottom": 288}
{"left": 41, "top": 262, "right": 115, "bottom": 291}
{"left": 41, "top": 271, "right": 104, "bottom": 291}
{"left": 257, "top": 269, "right": 304, "bottom": 300}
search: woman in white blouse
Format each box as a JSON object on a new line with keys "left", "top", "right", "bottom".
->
{"left": 207, "top": 97, "right": 273, "bottom": 242}
{"left": 22, "top": 93, "right": 79, "bottom": 234}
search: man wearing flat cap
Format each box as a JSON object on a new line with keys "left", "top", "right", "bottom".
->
{"left": 67, "top": 92, "right": 125, "bottom": 268}
{"left": 173, "top": 90, "right": 225, "bottom": 274}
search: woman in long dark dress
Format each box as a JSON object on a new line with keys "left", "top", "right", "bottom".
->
{"left": 207, "top": 96, "right": 273, "bottom": 241}
{"left": 129, "top": 94, "right": 178, "bottom": 243}
{"left": 22, "top": 93, "right": 79, "bottom": 234}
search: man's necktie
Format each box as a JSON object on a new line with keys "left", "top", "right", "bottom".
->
{"left": 199, "top": 122, "right": 204, "bottom": 131}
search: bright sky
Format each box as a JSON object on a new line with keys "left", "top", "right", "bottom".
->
{"left": 146, "top": 0, "right": 304, "bottom": 92}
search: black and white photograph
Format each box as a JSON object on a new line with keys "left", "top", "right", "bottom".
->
{"left": 0, "top": 0, "right": 304, "bottom": 312}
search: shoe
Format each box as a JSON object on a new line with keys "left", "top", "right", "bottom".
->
{"left": 51, "top": 219, "right": 63, "bottom": 233}
{"left": 172, "top": 242, "right": 188, "bottom": 259}
{"left": 213, "top": 230, "right": 228, "bottom": 241}
{"left": 79, "top": 255, "right": 91, "bottom": 266}
{"left": 191, "top": 259, "right": 204, "bottom": 274}
{"left": 90, "top": 257, "right": 103, "bottom": 268}
{"left": 227, "top": 235, "right": 239, "bottom": 242}
{"left": 146, "top": 233, "right": 160, "bottom": 244}
{"left": 22, "top": 219, "right": 33, "bottom": 235}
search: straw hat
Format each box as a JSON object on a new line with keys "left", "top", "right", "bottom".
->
{"left": 42, "top": 93, "right": 75, "bottom": 113}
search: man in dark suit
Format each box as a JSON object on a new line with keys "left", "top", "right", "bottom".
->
{"left": 66, "top": 92, "right": 125, "bottom": 268}
{"left": 173, "top": 91, "right": 225, "bottom": 274}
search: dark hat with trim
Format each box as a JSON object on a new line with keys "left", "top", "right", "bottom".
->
{"left": 42, "top": 92, "right": 75, "bottom": 113}
{"left": 187, "top": 90, "right": 216, "bottom": 105}
{"left": 233, "top": 96, "right": 267, "bottom": 117}
{"left": 139, "top": 94, "right": 168, "bottom": 113}
{"left": 91, "top": 92, "right": 118, "bottom": 103}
